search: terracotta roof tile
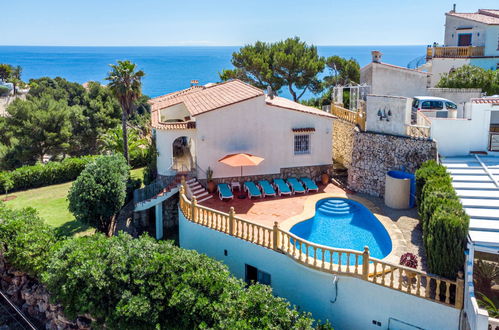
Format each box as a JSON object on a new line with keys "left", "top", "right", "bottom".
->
{"left": 150, "top": 79, "right": 264, "bottom": 116}
{"left": 447, "top": 9, "right": 499, "bottom": 25}
{"left": 292, "top": 127, "right": 316, "bottom": 132}
{"left": 266, "top": 96, "right": 335, "bottom": 119}
{"left": 471, "top": 98, "right": 499, "bottom": 104}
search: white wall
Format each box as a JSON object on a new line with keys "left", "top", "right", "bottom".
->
{"left": 361, "top": 63, "right": 428, "bottom": 98}
{"left": 430, "top": 103, "right": 498, "bottom": 156}
{"left": 444, "top": 15, "right": 487, "bottom": 47}
{"left": 365, "top": 95, "right": 411, "bottom": 136}
{"left": 429, "top": 58, "right": 471, "bottom": 87}
{"left": 194, "top": 96, "right": 333, "bottom": 178}
{"left": 484, "top": 25, "right": 499, "bottom": 57}
{"left": 179, "top": 212, "right": 460, "bottom": 330}
{"left": 156, "top": 128, "right": 197, "bottom": 176}
{"left": 160, "top": 103, "right": 191, "bottom": 122}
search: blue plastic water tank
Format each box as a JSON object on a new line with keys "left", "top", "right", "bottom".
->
{"left": 387, "top": 171, "right": 416, "bottom": 208}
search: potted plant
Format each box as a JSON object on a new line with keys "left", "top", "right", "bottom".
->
{"left": 399, "top": 252, "right": 418, "bottom": 284}
{"left": 321, "top": 172, "right": 330, "bottom": 185}
{"left": 206, "top": 167, "right": 215, "bottom": 193}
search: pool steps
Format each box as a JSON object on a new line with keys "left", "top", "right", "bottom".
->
{"left": 317, "top": 200, "right": 357, "bottom": 216}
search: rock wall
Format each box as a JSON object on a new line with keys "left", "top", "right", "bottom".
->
{"left": 0, "top": 255, "right": 91, "bottom": 329}
{"left": 348, "top": 131, "right": 437, "bottom": 196}
{"left": 207, "top": 164, "right": 334, "bottom": 186}
{"left": 332, "top": 119, "right": 356, "bottom": 168}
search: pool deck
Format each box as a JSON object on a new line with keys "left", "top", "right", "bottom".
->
{"left": 198, "top": 182, "right": 427, "bottom": 271}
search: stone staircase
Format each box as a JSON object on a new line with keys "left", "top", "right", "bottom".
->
{"left": 186, "top": 178, "right": 212, "bottom": 203}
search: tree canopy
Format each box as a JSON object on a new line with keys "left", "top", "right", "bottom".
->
{"left": 2, "top": 95, "right": 74, "bottom": 162}
{"left": 68, "top": 154, "right": 129, "bottom": 235}
{"left": 220, "top": 37, "right": 325, "bottom": 101}
{"left": 323, "top": 56, "right": 360, "bottom": 87}
{"left": 436, "top": 65, "right": 499, "bottom": 96}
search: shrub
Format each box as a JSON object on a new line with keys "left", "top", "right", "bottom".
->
{"left": 0, "top": 85, "right": 10, "bottom": 96}
{"left": 419, "top": 176, "right": 456, "bottom": 231}
{"left": 416, "top": 160, "right": 469, "bottom": 279}
{"left": 43, "top": 233, "right": 328, "bottom": 329}
{"left": 425, "top": 205, "right": 469, "bottom": 278}
{"left": 0, "top": 203, "right": 56, "bottom": 277}
{"left": 415, "top": 160, "right": 448, "bottom": 206}
{"left": 68, "top": 154, "right": 129, "bottom": 234}
{"left": 0, "top": 156, "right": 97, "bottom": 192}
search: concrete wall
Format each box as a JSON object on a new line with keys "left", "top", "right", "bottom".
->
{"left": 361, "top": 62, "right": 428, "bottom": 98}
{"left": 365, "top": 95, "right": 411, "bottom": 136}
{"left": 179, "top": 211, "right": 460, "bottom": 330}
{"left": 194, "top": 96, "right": 333, "bottom": 178}
{"left": 429, "top": 103, "right": 499, "bottom": 156}
{"left": 428, "top": 88, "right": 482, "bottom": 117}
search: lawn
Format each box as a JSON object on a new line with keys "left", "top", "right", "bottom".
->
{"left": 1, "top": 167, "right": 145, "bottom": 236}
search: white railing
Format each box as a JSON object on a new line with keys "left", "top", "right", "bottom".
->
{"left": 179, "top": 184, "right": 464, "bottom": 309}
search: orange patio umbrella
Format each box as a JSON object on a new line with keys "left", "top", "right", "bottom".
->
{"left": 218, "top": 153, "right": 264, "bottom": 178}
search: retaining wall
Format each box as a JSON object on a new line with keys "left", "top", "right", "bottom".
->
{"left": 179, "top": 211, "right": 460, "bottom": 330}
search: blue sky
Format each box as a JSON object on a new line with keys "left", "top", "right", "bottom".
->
{"left": 1, "top": 0, "right": 498, "bottom": 46}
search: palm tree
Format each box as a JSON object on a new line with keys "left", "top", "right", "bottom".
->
{"left": 105, "top": 60, "right": 145, "bottom": 164}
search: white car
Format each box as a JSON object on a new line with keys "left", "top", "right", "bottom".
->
{"left": 412, "top": 96, "right": 457, "bottom": 117}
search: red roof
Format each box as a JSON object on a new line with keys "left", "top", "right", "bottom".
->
{"left": 150, "top": 80, "right": 264, "bottom": 116}
{"left": 151, "top": 80, "right": 335, "bottom": 129}
{"left": 447, "top": 9, "right": 499, "bottom": 25}
{"left": 472, "top": 98, "right": 499, "bottom": 104}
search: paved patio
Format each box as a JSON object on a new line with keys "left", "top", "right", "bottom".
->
{"left": 199, "top": 182, "right": 427, "bottom": 271}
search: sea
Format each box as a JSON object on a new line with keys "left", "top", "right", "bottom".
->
{"left": 0, "top": 45, "right": 427, "bottom": 100}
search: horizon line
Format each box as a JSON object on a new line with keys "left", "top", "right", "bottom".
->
{"left": 0, "top": 44, "right": 429, "bottom": 47}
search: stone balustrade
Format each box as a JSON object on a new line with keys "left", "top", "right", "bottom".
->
{"left": 179, "top": 186, "right": 464, "bottom": 309}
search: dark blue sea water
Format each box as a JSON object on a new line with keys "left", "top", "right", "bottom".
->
{"left": 0, "top": 45, "right": 426, "bottom": 99}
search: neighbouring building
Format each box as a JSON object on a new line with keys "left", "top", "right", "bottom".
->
{"left": 360, "top": 51, "right": 430, "bottom": 98}
{"left": 426, "top": 6, "right": 499, "bottom": 86}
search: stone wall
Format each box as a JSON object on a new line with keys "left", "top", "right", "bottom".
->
{"left": 206, "top": 164, "right": 334, "bottom": 186}
{"left": 348, "top": 131, "right": 437, "bottom": 196}
{"left": 0, "top": 255, "right": 91, "bottom": 329}
{"left": 332, "top": 119, "right": 356, "bottom": 168}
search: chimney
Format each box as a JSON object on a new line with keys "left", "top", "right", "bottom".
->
{"left": 451, "top": 4, "right": 456, "bottom": 13}
{"left": 190, "top": 79, "right": 199, "bottom": 87}
{"left": 371, "top": 50, "right": 383, "bottom": 63}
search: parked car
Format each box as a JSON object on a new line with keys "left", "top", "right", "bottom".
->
{"left": 411, "top": 96, "right": 457, "bottom": 123}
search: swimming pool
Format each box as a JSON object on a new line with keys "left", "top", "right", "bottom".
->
{"left": 289, "top": 198, "right": 392, "bottom": 264}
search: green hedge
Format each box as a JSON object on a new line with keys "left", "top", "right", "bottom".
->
{"left": 0, "top": 156, "right": 97, "bottom": 193}
{"left": 0, "top": 203, "right": 56, "bottom": 277}
{"left": 416, "top": 160, "right": 469, "bottom": 279}
{"left": 415, "top": 160, "right": 448, "bottom": 206}
{"left": 0, "top": 154, "right": 148, "bottom": 193}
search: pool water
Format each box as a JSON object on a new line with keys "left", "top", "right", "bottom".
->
{"left": 290, "top": 198, "right": 392, "bottom": 264}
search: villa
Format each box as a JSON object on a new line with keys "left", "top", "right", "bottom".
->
{"left": 425, "top": 6, "right": 499, "bottom": 86}
{"left": 129, "top": 79, "right": 471, "bottom": 330}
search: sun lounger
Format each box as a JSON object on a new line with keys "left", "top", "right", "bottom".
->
{"left": 300, "top": 177, "right": 319, "bottom": 193}
{"left": 244, "top": 181, "right": 262, "bottom": 199}
{"left": 273, "top": 178, "right": 292, "bottom": 196}
{"left": 258, "top": 180, "right": 276, "bottom": 197}
{"left": 217, "top": 183, "right": 233, "bottom": 201}
{"left": 287, "top": 177, "right": 306, "bottom": 194}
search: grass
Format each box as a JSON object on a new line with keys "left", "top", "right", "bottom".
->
{"left": 1, "top": 167, "right": 145, "bottom": 236}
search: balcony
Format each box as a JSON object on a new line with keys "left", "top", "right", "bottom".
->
{"left": 426, "top": 46, "right": 485, "bottom": 59}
